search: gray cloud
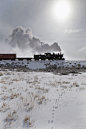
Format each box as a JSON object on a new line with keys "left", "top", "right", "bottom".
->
{"left": 64, "top": 29, "right": 83, "bottom": 34}
{"left": 5, "top": 26, "right": 61, "bottom": 55}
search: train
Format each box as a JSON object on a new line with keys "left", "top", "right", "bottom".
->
{"left": 0, "top": 53, "right": 65, "bottom": 61}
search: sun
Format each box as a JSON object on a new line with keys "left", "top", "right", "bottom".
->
{"left": 52, "top": 1, "right": 71, "bottom": 20}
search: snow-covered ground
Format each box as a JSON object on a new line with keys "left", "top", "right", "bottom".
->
{"left": 0, "top": 59, "right": 86, "bottom": 69}
{"left": 0, "top": 70, "right": 86, "bottom": 129}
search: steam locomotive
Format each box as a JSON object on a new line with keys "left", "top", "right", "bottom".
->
{"left": 0, "top": 53, "right": 65, "bottom": 60}
{"left": 34, "top": 53, "right": 65, "bottom": 60}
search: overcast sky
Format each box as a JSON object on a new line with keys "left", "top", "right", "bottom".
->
{"left": 0, "top": 0, "right": 86, "bottom": 60}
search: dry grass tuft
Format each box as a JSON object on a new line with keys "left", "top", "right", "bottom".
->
{"left": 20, "top": 95, "right": 24, "bottom": 100}
{"left": 1, "top": 86, "right": 7, "bottom": 89}
{"left": 38, "top": 95, "right": 47, "bottom": 104}
{"left": 25, "top": 105, "right": 33, "bottom": 112}
{"left": 24, "top": 115, "right": 30, "bottom": 123}
{"left": 44, "top": 88, "right": 49, "bottom": 93}
{"left": 2, "top": 95, "right": 9, "bottom": 100}
{"left": 9, "top": 81, "right": 13, "bottom": 85}
{"left": 0, "top": 72, "right": 3, "bottom": 76}
{"left": 35, "top": 86, "right": 49, "bottom": 93}
{"left": 24, "top": 116, "right": 32, "bottom": 127}
{"left": 27, "top": 81, "right": 33, "bottom": 84}
{"left": 62, "top": 81, "right": 70, "bottom": 84}
{"left": 6, "top": 111, "right": 18, "bottom": 122}
{"left": 0, "top": 80, "right": 6, "bottom": 84}
{"left": 34, "top": 95, "right": 39, "bottom": 100}
{"left": 60, "top": 85, "right": 67, "bottom": 89}
{"left": 0, "top": 102, "right": 10, "bottom": 112}
{"left": 12, "top": 78, "right": 19, "bottom": 81}
{"left": 57, "top": 81, "right": 62, "bottom": 84}
{"left": 12, "top": 110, "right": 17, "bottom": 115}
{"left": 24, "top": 115, "right": 34, "bottom": 127}
{"left": 29, "top": 86, "right": 33, "bottom": 88}
{"left": 73, "top": 82, "right": 79, "bottom": 87}
{"left": 10, "top": 92, "right": 20, "bottom": 99}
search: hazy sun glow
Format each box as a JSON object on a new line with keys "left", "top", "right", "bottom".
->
{"left": 52, "top": 1, "right": 71, "bottom": 20}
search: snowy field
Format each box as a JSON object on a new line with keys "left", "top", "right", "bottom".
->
{"left": 0, "top": 70, "right": 86, "bottom": 129}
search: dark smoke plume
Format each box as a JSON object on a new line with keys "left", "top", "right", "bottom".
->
{"left": 5, "top": 26, "right": 61, "bottom": 55}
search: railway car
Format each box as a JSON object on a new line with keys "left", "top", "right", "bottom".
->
{"left": 34, "top": 55, "right": 40, "bottom": 60}
{"left": 0, "top": 54, "right": 16, "bottom": 60}
{"left": 34, "top": 55, "right": 46, "bottom": 60}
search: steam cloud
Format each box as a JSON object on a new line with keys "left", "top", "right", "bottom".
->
{"left": 5, "top": 26, "right": 61, "bottom": 56}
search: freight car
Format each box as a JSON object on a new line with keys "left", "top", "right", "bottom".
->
{"left": 0, "top": 54, "right": 16, "bottom": 60}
